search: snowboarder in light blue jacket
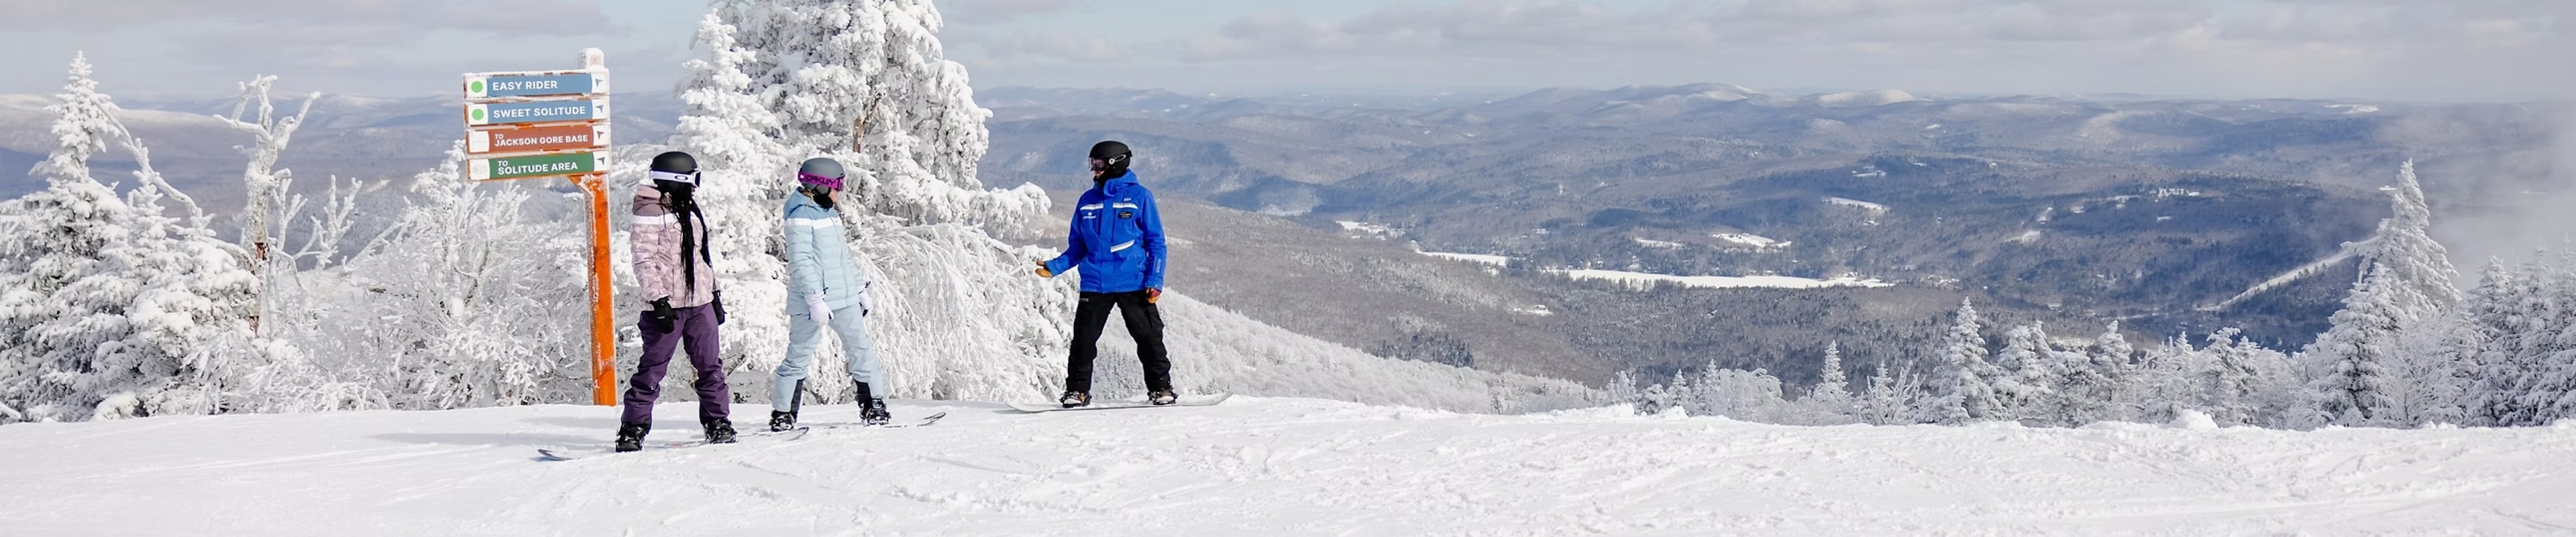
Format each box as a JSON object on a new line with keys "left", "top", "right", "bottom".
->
{"left": 770, "top": 157, "right": 888, "bottom": 431}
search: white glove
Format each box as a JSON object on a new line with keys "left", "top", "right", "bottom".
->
{"left": 804, "top": 293, "right": 832, "bottom": 324}
{"left": 855, "top": 289, "right": 872, "bottom": 318}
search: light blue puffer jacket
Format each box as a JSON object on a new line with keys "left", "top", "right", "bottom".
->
{"left": 783, "top": 193, "right": 869, "bottom": 312}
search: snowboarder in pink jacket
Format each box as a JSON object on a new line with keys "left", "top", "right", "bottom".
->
{"left": 618, "top": 151, "right": 735, "bottom": 452}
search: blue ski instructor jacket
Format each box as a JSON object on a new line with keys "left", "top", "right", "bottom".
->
{"left": 1044, "top": 171, "right": 1166, "bottom": 294}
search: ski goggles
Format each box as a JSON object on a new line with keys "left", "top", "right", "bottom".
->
{"left": 1089, "top": 156, "right": 1126, "bottom": 172}
{"left": 647, "top": 170, "right": 700, "bottom": 186}
{"left": 798, "top": 172, "right": 845, "bottom": 191}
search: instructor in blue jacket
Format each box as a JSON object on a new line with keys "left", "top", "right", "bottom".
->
{"left": 1035, "top": 140, "right": 1175, "bottom": 408}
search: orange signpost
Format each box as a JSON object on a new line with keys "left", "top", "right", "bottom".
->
{"left": 464, "top": 49, "right": 619, "bottom": 405}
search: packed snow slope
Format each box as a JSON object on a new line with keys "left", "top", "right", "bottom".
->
{"left": 5, "top": 399, "right": 2575, "bottom": 536}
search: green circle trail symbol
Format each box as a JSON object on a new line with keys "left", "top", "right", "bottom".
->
{"left": 472, "top": 81, "right": 486, "bottom": 93}
{"left": 472, "top": 108, "right": 485, "bottom": 121}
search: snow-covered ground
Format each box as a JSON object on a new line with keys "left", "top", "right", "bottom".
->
{"left": 1336, "top": 220, "right": 1402, "bottom": 240}
{"left": 1419, "top": 251, "right": 1511, "bottom": 267}
{"left": 1710, "top": 232, "right": 1789, "bottom": 250}
{"left": 1825, "top": 197, "right": 1890, "bottom": 212}
{"left": 1551, "top": 268, "right": 1894, "bottom": 290}
{"left": 5, "top": 399, "right": 2573, "bottom": 535}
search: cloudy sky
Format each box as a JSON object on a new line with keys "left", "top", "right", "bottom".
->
{"left": 1, "top": 0, "right": 2567, "bottom": 101}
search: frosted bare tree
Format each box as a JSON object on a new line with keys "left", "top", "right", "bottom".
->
{"left": 211, "top": 75, "right": 319, "bottom": 334}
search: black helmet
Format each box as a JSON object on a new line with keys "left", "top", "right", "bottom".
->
{"left": 1088, "top": 140, "right": 1131, "bottom": 178}
{"left": 649, "top": 151, "right": 699, "bottom": 189}
{"left": 650, "top": 152, "right": 697, "bottom": 175}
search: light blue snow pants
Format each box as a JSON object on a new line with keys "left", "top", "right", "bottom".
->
{"left": 772, "top": 303, "right": 882, "bottom": 409}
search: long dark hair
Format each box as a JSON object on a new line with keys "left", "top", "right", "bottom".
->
{"left": 663, "top": 185, "right": 712, "bottom": 293}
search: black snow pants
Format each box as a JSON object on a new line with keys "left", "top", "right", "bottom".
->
{"left": 1065, "top": 290, "right": 1172, "bottom": 393}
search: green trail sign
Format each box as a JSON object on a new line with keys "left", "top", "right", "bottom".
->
{"left": 468, "top": 151, "right": 605, "bottom": 181}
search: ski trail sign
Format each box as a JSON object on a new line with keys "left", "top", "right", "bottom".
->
{"left": 463, "top": 49, "right": 620, "bottom": 406}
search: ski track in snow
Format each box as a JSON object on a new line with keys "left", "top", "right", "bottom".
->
{"left": 4, "top": 399, "right": 2575, "bottom": 536}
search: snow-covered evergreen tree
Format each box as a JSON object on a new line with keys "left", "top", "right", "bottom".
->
{"left": 674, "top": 0, "right": 1060, "bottom": 403}
{"left": 2306, "top": 263, "right": 2426, "bottom": 426}
{"left": 2466, "top": 260, "right": 2555, "bottom": 426}
{"left": 2201, "top": 329, "right": 2267, "bottom": 426}
{"left": 1994, "top": 322, "right": 2060, "bottom": 425}
{"left": 2361, "top": 160, "right": 2461, "bottom": 312}
{"left": 0, "top": 54, "right": 272, "bottom": 421}
{"left": 2508, "top": 252, "right": 2576, "bottom": 424}
{"left": 1933, "top": 299, "right": 2002, "bottom": 423}
{"left": 0, "top": 53, "right": 140, "bottom": 422}
{"left": 1605, "top": 370, "right": 1640, "bottom": 413}
{"left": 2122, "top": 334, "right": 2200, "bottom": 423}
{"left": 1801, "top": 341, "right": 1855, "bottom": 423}
{"left": 2056, "top": 322, "right": 2128, "bottom": 426}
{"left": 1676, "top": 363, "right": 1792, "bottom": 422}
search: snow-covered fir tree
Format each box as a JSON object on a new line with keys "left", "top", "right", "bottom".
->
{"left": 0, "top": 54, "right": 273, "bottom": 422}
{"left": 2122, "top": 334, "right": 2200, "bottom": 423}
{"left": 2361, "top": 160, "right": 2461, "bottom": 312}
{"left": 2200, "top": 328, "right": 2275, "bottom": 426}
{"left": 2466, "top": 260, "right": 2550, "bottom": 426}
{"left": 674, "top": 0, "right": 1061, "bottom": 403}
{"left": 1801, "top": 341, "right": 1855, "bottom": 423}
{"left": 2306, "top": 263, "right": 2426, "bottom": 427}
{"left": 1933, "top": 299, "right": 2003, "bottom": 423}
{"left": 1993, "top": 322, "right": 2060, "bottom": 425}
{"left": 0, "top": 54, "right": 142, "bottom": 422}
{"left": 2502, "top": 252, "right": 2576, "bottom": 424}
{"left": 2055, "top": 322, "right": 2129, "bottom": 426}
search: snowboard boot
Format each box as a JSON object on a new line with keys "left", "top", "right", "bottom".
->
{"left": 861, "top": 398, "right": 892, "bottom": 426}
{"left": 855, "top": 382, "right": 890, "bottom": 426}
{"left": 614, "top": 423, "right": 649, "bottom": 453}
{"left": 702, "top": 418, "right": 738, "bottom": 444}
{"left": 1150, "top": 390, "right": 1178, "bottom": 406}
{"left": 1059, "top": 390, "right": 1091, "bottom": 408}
{"left": 772, "top": 379, "right": 806, "bottom": 432}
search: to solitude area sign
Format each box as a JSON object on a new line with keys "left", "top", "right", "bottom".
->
{"left": 470, "top": 152, "right": 605, "bottom": 181}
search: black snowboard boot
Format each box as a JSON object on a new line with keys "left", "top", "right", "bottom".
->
{"left": 1059, "top": 390, "right": 1091, "bottom": 408}
{"left": 703, "top": 418, "right": 737, "bottom": 444}
{"left": 769, "top": 410, "right": 797, "bottom": 432}
{"left": 614, "top": 423, "right": 649, "bottom": 452}
{"left": 1150, "top": 390, "right": 1178, "bottom": 406}
{"left": 855, "top": 381, "right": 890, "bottom": 425}
{"left": 861, "top": 398, "right": 892, "bottom": 425}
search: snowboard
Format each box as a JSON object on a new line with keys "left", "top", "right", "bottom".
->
{"left": 1008, "top": 393, "right": 1231, "bottom": 413}
{"left": 535, "top": 412, "right": 945, "bottom": 461}
{"left": 796, "top": 411, "right": 947, "bottom": 430}
{"left": 536, "top": 427, "right": 809, "bottom": 461}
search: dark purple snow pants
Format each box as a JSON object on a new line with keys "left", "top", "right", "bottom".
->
{"left": 621, "top": 304, "right": 729, "bottom": 426}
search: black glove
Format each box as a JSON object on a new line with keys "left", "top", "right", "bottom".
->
{"left": 647, "top": 298, "right": 677, "bottom": 334}
{"left": 712, "top": 291, "right": 729, "bottom": 326}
